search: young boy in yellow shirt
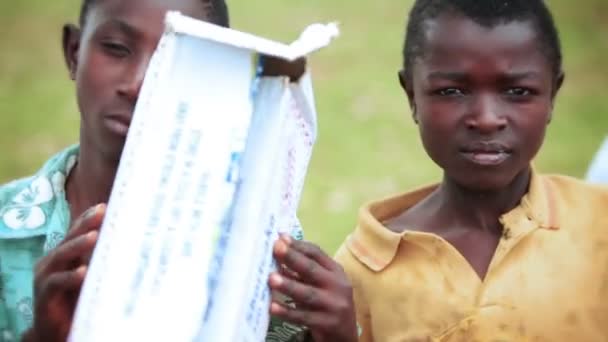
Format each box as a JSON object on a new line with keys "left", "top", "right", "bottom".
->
{"left": 334, "top": 0, "right": 608, "bottom": 340}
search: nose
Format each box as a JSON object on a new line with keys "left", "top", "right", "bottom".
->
{"left": 117, "top": 56, "right": 150, "bottom": 104}
{"left": 464, "top": 93, "right": 507, "bottom": 134}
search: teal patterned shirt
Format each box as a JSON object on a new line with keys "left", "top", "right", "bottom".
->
{"left": 0, "top": 145, "right": 307, "bottom": 341}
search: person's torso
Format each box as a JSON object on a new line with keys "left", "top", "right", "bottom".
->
{"left": 0, "top": 146, "right": 78, "bottom": 340}
{"left": 339, "top": 173, "right": 608, "bottom": 341}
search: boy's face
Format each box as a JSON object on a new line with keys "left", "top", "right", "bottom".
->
{"left": 63, "top": 0, "right": 213, "bottom": 162}
{"left": 402, "top": 13, "right": 562, "bottom": 191}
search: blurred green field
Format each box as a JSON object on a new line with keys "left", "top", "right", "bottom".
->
{"left": 1, "top": 1, "right": 607, "bottom": 253}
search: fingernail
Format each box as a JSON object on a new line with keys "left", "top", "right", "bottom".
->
{"left": 83, "top": 206, "right": 97, "bottom": 220}
{"left": 86, "top": 230, "right": 99, "bottom": 240}
{"left": 84, "top": 204, "right": 103, "bottom": 219}
{"left": 280, "top": 234, "right": 292, "bottom": 245}
{"left": 274, "top": 239, "right": 288, "bottom": 254}
{"left": 96, "top": 203, "right": 107, "bottom": 214}
{"left": 76, "top": 265, "right": 87, "bottom": 276}
{"left": 269, "top": 273, "right": 284, "bottom": 287}
{"left": 270, "top": 302, "right": 286, "bottom": 315}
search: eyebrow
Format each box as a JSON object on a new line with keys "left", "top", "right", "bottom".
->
{"left": 102, "top": 19, "right": 139, "bottom": 38}
{"left": 500, "top": 72, "right": 543, "bottom": 81}
{"left": 427, "top": 71, "right": 542, "bottom": 81}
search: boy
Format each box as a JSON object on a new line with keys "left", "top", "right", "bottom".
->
{"left": 335, "top": 0, "right": 608, "bottom": 341}
{"left": 0, "top": 1, "right": 356, "bottom": 341}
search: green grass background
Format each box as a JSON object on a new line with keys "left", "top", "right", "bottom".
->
{"left": 1, "top": 1, "right": 607, "bottom": 253}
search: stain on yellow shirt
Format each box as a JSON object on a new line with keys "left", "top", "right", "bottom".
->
{"left": 335, "top": 172, "right": 608, "bottom": 341}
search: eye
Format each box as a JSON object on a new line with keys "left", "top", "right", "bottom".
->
{"left": 505, "top": 87, "right": 533, "bottom": 97}
{"left": 101, "top": 41, "right": 131, "bottom": 58}
{"left": 435, "top": 88, "right": 465, "bottom": 97}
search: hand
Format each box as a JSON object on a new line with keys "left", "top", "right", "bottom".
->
{"left": 269, "top": 234, "right": 358, "bottom": 342}
{"left": 23, "top": 204, "right": 106, "bottom": 342}
{"left": 260, "top": 55, "right": 307, "bottom": 82}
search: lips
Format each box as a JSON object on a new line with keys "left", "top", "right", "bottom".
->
{"left": 103, "top": 114, "right": 132, "bottom": 137}
{"left": 459, "top": 141, "right": 512, "bottom": 166}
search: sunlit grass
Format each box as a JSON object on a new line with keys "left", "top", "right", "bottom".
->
{"left": 1, "top": 0, "right": 606, "bottom": 253}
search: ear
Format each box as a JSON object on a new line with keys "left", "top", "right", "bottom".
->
{"left": 552, "top": 71, "right": 565, "bottom": 99}
{"left": 548, "top": 71, "right": 565, "bottom": 123}
{"left": 398, "top": 69, "right": 418, "bottom": 124}
{"left": 62, "top": 24, "right": 81, "bottom": 81}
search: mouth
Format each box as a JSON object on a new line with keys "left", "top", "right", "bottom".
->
{"left": 103, "top": 114, "right": 131, "bottom": 137}
{"left": 459, "top": 141, "right": 512, "bottom": 166}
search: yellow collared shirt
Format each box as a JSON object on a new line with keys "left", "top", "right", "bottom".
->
{"left": 335, "top": 172, "right": 608, "bottom": 341}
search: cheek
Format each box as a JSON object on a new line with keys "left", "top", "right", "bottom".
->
{"left": 417, "top": 100, "right": 463, "bottom": 138}
{"left": 75, "top": 49, "right": 118, "bottom": 114}
{"left": 515, "top": 105, "right": 551, "bottom": 158}
{"left": 416, "top": 100, "right": 463, "bottom": 164}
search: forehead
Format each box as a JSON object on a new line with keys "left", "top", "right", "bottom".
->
{"left": 84, "top": 0, "right": 210, "bottom": 34}
{"left": 417, "top": 13, "right": 549, "bottom": 74}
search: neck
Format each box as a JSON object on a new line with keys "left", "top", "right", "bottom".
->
{"left": 436, "top": 167, "right": 532, "bottom": 234}
{"left": 65, "top": 142, "right": 120, "bottom": 220}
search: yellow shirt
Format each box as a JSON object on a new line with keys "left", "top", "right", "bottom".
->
{"left": 335, "top": 172, "right": 608, "bottom": 341}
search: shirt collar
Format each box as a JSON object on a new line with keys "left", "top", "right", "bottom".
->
{"left": 346, "top": 168, "right": 560, "bottom": 272}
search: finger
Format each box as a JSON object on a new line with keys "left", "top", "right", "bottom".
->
{"left": 269, "top": 301, "right": 334, "bottom": 330}
{"left": 273, "top": 239, "right": 330, "bottom": 286}
{"left": 278, "top": 264, "right": 301, "bottom": 281}
{"left": 39, "top": 266, "right": 87, "bottom": 297}
{"left": 64, "top": 204, "right": 106, "bottom": 241}
{"left": 282, "top": 235, "right": 337, "bottom": 271}
{"left": 52, "top": 231, "right": 98, "bottom": 268}
{"left": 269, "top": 272, "right": 329, "bottom": 309}
{"left": 36, "top": 231, "right": 98, "bottom": 278}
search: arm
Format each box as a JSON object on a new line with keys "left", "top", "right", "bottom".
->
{"left": 22, "top": 204, "right": 106, "bottom": 342}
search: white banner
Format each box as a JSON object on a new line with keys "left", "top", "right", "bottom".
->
{"left": 69, "top": 11, "right": 338, "bottom": 342}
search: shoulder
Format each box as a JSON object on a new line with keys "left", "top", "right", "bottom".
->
{"left": 543, "top": 173, "right": 608, "bottom": 203}
{"left": 335, "top": 184, "right": 439, "bottom": 274}
{"left": 0, "top": 145, "right": 78, "bottom": 234}
{"left": 0, "top": 145, "right": 78, "bottom": 206}
{"left": 0, "top": 174, "right": 55, "bottom": 234}
{"left": 541, "top": 174, "right": 608, "bottom": 228}
{"left": 383, "top": 190, "right": 439, "bottom": 234}
{"left": 365, "top": 184, "right": 440, "bottom": 232}
{"left": 0, "top": 176, "right": 34, "bottom": 207}
{"left": 334, "top": 241, "right": 368, "bottom": 275}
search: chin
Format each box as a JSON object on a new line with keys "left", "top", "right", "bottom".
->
{"left": 450, "top": 168, "right": 523, "bottom": 193}
{"left": 99, "top": 140, "right": 126, "bottom": 165}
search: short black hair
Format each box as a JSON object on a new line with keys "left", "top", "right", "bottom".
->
{"left": 402, "top": 0, "right": 562, "bottom": 83}
{"left": 79, "top": 0, "right": 230, "bottom": 28}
